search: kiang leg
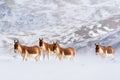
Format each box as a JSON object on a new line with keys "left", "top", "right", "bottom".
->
{"left": 103, "top": 53, "right": 106, "bottom": 58}
{"left": 47, "top": 49, "right": 51, "bottom": 60}
{"left": 43, "top": 53, "right": 45, "bottom": 60}
{"left": 20, "top": 52, "right": 24, "bottom": 60}
{"left": 21, "top": 54, "right": 25, "bottom": 61}
{"left": 59, "top": 55, "right": 62, "bottom": 60}
{"left": 35, "top": 55, "right": 38, "bottom": 61}
{"left": 35, "top": 54, "right": 41, "bottom": 61}
{"left": 24, "top": 53, "right": 28, "bottom": 61}
{"left": 22, "top": 54, "right": 27, "bottom": 61}
{"left": 70, "top": 55, "right": 74, "bottom": 60}
{"left": 42, "top": 50, "right": 46, "bottom": 60}
{"left": 47, "top": 53, "right": 50, "bottom": 60}
{"left": 55, "top": 54, "right": 59, "bottom": 60}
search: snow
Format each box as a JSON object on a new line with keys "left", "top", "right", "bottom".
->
{"left": 103, "top": 26, "right": 114, "bottom": 31}
{"left": 0, "top": 52, "right": 120, "bottom": 80}
{"left": 0, "top": 0, "right": 120, "bottom": 80}
{"left": 97, "top": 29, "right": 107, "bottom": 34}
{"left": 14, "top": 0, "right": 29, "bottom": 5}
{"left": 89, "top": 31, "right": 98, "bottom": 37}
{"left": 1, "top": 0, "right": 120, "bottom": 32}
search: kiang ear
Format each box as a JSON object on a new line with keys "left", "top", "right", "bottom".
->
{"left": 39, "top": 38, "right": 40, "bottom": 41}
{"left": 53, "top": 42, "right": 55, "bottom": 44}
{"left": 52, "top": 41, "right": 54, "bottom": 44}
{"left": 52, "top": 41, "right": 55, "bottom": 44}
{"left": 14, "top": 39, "right": 19, "bottom": 43}
{"left": 39, "top": 38, "right": 43, "bottom": 40}
{"left": 56, "top": 42, "right": 58, "bottom": 44}
{"left": 14, "top": 40, "right": 16, "bottom": 43}
{"left": 53, "top": 41, "right": 56, "bottom": 44}
{"left": 98, "top": 43, "right": 100, "bottom": 45}
{"left": 95, "top": 43, "right": 97, "bottom": 46}
{"left": 17, "top": 40, "right": 19, "bottom": 43}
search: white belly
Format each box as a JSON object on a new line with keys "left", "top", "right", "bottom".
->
{"left": 27, "top": 54, "right": 38, "bottom": 58}
{"left": 21, "top": 53, "right": 38, "bottom": 58}
{"left": 106, "top": 53, "right": 114, "bottom": 57}
{"left": 63, "top": 55, "right": 73, "bottom": 59}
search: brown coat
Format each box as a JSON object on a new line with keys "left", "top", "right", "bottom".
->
{"left": 95, "top": 44, "right": 114, "bottom": 57}
{"left": 53, "top": 43, "right": 76, "bottom": 60}
{"left": 14, "top": 41, "right": 41, "bottom": 61}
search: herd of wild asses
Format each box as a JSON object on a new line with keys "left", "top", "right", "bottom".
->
{"left": 14, "top": 38, "right": 115, "bottom": 61}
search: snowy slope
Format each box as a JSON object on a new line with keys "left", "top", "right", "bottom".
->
{"left": 0, "top": 0, "right": 120, "bottom": 31}
{"left": 0, "top": 0, "right": 120, "bottom": 80}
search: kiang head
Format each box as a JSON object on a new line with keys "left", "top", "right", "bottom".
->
{"left": 39, "top": 38, "right": 44, "bottom": 47}
{"left": 95, "top": 43, "right": 100, "bottom": 55}
{"left": 53, "top": 42, "right": 60, "bottom": 53}
{"left": 14, "top": 40, "right": 20, "bottom": 53}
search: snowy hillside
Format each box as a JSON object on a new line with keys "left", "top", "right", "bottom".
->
{"left": 0, "top": 0, "right": 120, "bottom": 31}
{"left": 0, "top": 0, "right": 120, "bottom": 47}
{"left": 0, "top": 0, "right": 120, "bottom": 80}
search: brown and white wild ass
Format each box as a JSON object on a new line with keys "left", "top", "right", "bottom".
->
{"left": 39, "top": 38, "right": 54, "bottom": 60}
{"left": 53, "top": 42, "right": 76, "bottom": 60}
{"left": 95, "top": 43, "right": 115, "bottom": 57}
{"left": 14, "top": 40, "right": 41, "bottom": 61}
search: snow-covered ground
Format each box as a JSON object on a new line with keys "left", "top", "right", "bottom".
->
{"left": 0, "top": 55, "right": 120, "bottom": 80}
{"left": 0, "top": 0, "right": 120, "bottom": 80}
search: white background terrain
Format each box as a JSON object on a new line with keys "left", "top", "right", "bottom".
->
{"left": 0, "top": 0, "right": 120, "bottom": 80}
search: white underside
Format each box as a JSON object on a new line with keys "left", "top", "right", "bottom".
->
{"left": 98, "top": 47, "right": 114, "bottom": 57}
{"left": 105, "top": 53, "right": 114, "bottom": 57}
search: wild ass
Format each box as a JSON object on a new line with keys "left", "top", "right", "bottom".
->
{"left": 95, "top": 43, "right": 115, "bottom": 57}
{"left": 14, "top": 40, "right": 41, "bottom": 61}
{"left": 39, "top": 38, "right": 54, "bottom": 60}
{"left": 53, "top": 42, "right": 76, "bottom": 60}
